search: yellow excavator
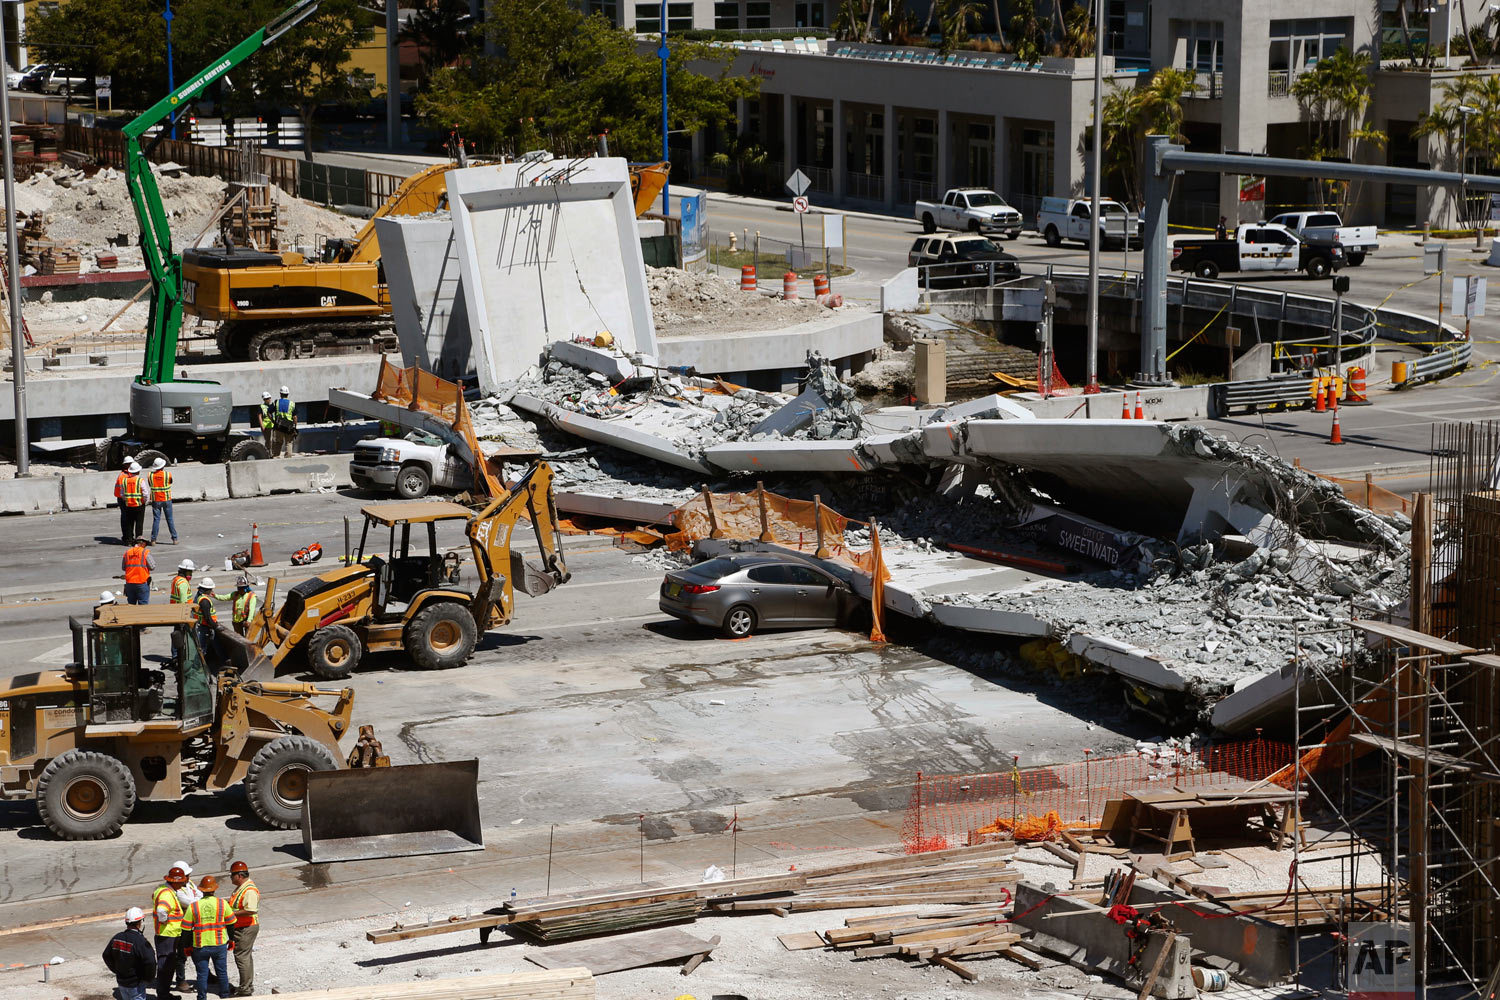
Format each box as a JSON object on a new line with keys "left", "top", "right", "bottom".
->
{"left": 245, "top": 460, "right": 569, "bottom": 681}
{"left": 185, "top": 160, "right": 670, "bottom": 362}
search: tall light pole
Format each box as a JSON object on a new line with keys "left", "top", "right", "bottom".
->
{"left": 386, "top": 0, "right": 399, "bottom": 150}
{"left": 1, "top": 0, "right": 26, "bottom": 475}
{"left": 1083, "top": 0, "right": 1104, "bottom": 394}
{"left": 1459, "top": 103, "right": 1477, "bottom": 234}
{"left": 658, "top": 0, "right": 670, "bottom": 213}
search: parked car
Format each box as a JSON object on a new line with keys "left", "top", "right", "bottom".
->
{"left": 1170, "top": 222, "right": 1344, "bottom": 279}
{"left": 1036, "top": 196, "right": 1141, "bottom": 249}
{"left": 16, "top": 65, "right": 50, "bottom": 92}
{"left": 915, "top": 188, "right": 1025, "bottom": 239}
{"left": 907, "top": 233, "right": 1020, "bottom": 288}
{"left": 658, "top": 553, "right": 854, "bottom": 638}
{"left": 1268, "top": 211, "right": 1378, "bottom": 266}
{"left": 349, "top": 428, "right": 471, "bottom": 499}
{"left": 20, "top": 64, "right": 87, "bottom": 95}
{"left": 6, "top": 65, "right": 31, "bottom": 90}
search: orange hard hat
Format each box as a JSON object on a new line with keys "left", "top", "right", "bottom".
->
{"left": 166, "top": 867, "right": 187, "bottom": 884}
{"left": 229, "top": 861, "right": 249, "bottom": 875}
{"left": 198, "top": 875, "right": 218, "bottom": 892}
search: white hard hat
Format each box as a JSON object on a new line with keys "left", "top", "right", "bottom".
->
{"left": 178, "top": 558, "right": 195, "bottom": 571}
{"left": 99, "top": 590, "right": 116, "bottom": 604}
{"left": 262, "top": 390, "right": 272, "bottom": 400}
{"left": 173, "top": 860, "right": 193, "bottom": 876}
{"left": 122, "top": 454, "right": 134, "bottom": 465}
{"left": 125, "top": 906, "right": 144, "bottom": 924}
{"left": 127, "top": 462, "right": 141, "bottom": 473}
{"left": 279, "top": 385, "right": 290, "bottom": 395}
{"left": 151, "top": 457, "right": 166, "bottom": 470}
{"left": 197, "top": 579, "right": 214, "bottom": 591}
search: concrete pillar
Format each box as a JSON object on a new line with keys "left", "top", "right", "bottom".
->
{"left": 884, "top": 102, "right": 898, "bottom": 208}
{"left": 783, "top": 93, "right": 796, "bottom": 174}
{"left": 993, "top": 115, "right": 1005, "bottom": 195}
{"left": 1141, "top": 135, "right": 1179, "bottom": 385}
{"left": 832, "top": 96, "right": 845, "bottom": 202}
{"left": 936, "top": 107, "right": 950, "bottom": 195}
{"left": 914, "top": 338, "right": 946, "bottom": 403}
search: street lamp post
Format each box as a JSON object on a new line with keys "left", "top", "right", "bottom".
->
{"left": 1458, "top": 104, "right": 1477, "bottom": 240}
{"left": 1083, "top": 0, "right": 1103, "bottom": 394}
{"left": 659, "top": 0, "right": 670, "bottom": 213}
{"left": 0, "top": 0, "right": 26, "bottom": 475}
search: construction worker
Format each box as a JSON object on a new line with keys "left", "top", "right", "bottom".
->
{"left": 114, "top": 456, "right": 136, "bottom": 544}
{"left": 230, "top": 576, "right": 259, "bottom": 637}
{"left": 171, "top": 559, "right": 196, "bottom": 605}
{"left": 152, "top": 866, "right": 189, "bottom": 1000}
{"left": 122, "top": 461, "right": 147, "bottom": 543}
{"left": 183, "top": 875, "right": 235, "bottom": 1000}
{"left": 149, "top": 456, "right": 179, "bottom": 545}
{"left": 121, "top": 537, "right": 155, "bottom": 605}
{"left": 264, "top": 386, "right": 297, "bottom": 457}
{"left": 103, "top": 905, "right": 158, "bottom": 1000}
{"left": 97, "top": 590, "right": 117, "bottom": 609}
{"left": 226, "top": 861, "right": 259, "bottom": 997}
{"left": 192, "top": 579, "right": 221, "bottom": 665}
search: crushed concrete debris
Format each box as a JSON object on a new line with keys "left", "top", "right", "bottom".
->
{"left": 648, "top": 265, "right": 835, "bottom": 337}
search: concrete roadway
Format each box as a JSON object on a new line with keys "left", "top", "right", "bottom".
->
{"left": 0, "top": 489, "right": 1145, "bottom": 907}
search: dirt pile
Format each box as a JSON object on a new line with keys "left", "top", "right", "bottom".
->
{"left": 648, "top": 266, "right": 836, "bottom": 337}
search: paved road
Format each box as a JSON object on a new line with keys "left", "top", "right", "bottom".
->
{"left": 0, "top": 490, "right": 1146, "bottom": 905}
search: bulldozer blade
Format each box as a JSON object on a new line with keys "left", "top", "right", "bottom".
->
{"left": 301, "top": 759, "right": 483, "bottom": 863}
{"left": 511, "top": 549, "right": 558, "bottom": 598}
{"left": 216, "top": 627, "right": 275, "bottom": 682}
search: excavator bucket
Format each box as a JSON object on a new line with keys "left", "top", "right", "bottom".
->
{"left": 511, "top": 549, "right": 559, "bottom": 598}
{"left": 301, "top": 759, "right": 483, "bottom": 863}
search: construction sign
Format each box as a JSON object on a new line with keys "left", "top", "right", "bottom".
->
{"left": 1347, "top": 921, "right": 1413, "bottom": 1000}
{"left": 1239, "top": 175, "right": 1265, "bottom": 202}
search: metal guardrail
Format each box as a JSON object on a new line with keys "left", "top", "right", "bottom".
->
{"left": 1212, "top": 376, "right": 1320, "bottom": 414}
{"left": 1395, "top": 340, "right": 1472, "bottom": 387}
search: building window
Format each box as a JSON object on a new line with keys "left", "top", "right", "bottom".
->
{"left": 667, "top": 2, "right": 693, "bottom": 30}
{"left": 912, "top": 117, "right": 936, "bottom": 180}
{"left": 1176, "top": 20, "right": 1223, "bottom": 73}
{"left": 745, "top": 1, "right": 771, "bottom": 28}
{"left": 794, "top": 1, "right": 825, "bottom": 27}
{"left": 714, "top": 1, "right": 739, "bottom": 28}
{"left": 635, "top": 3, "right": 659, "bottom": 31}
{"left": 589, "top": 0, "right": 618, "bottom": 23}
{"left": 1270, "top": 18, "right": 1353, "bottom": 73}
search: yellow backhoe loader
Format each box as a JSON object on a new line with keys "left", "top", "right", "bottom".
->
{"left": 246, "top": 460, "right": 569, "bottom": 680}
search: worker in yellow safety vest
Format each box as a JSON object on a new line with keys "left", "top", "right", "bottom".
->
{"left": 267, "top": 386, "right": 298, "bottom": 457}
{"left": 192, "top": 578, "right": 221, "bottom": 666}
{"left": 120, "top": 462, "right": 146, "bottom": 544}
{"left": 230, "top": 577, "right": 259, "bottom": 637}
{"left": 170, "top": 559, "right": 196, "bottom": 604}
{"left": 152, "top": 866, "right": 189, "bottom": 1000}
{"left": 148, "top": 456, "right": 179, "bottom": 545}
{"left": 120, "top": 537, "right": 155, "bottom": 605}
{"left": 227, "top": 860, "right": 260, "bottom": 996}
{"left": 183, "top": 875, "right": 235, "bottom": 1000}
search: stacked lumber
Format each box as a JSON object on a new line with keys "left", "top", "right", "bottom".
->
{"left": 263, "top": 967, "right": 594, "bottom": 999}
{"left": 95, "top": 252, "right": 118, "bottom": 270}
{"left": 807, "top": 905, "right": 1040, "bottom": 982}
{"left": 1207, "top": 884, "right": 1397, "bottom": 926}
{"left": 510, "top": 896, "right": 702, "bottom": 943}
{"left": 39, "top": 247, "right": 81, "bottom": 275}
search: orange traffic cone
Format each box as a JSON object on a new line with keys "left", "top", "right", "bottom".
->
{"left": 248, "top": 523, "right": 267, "bottom": 568}
{"left": 1121, "top": 393, "right": 1131, "bottom": 419}
{"left": 1329, "top": 382, "right": 1339, "bottom": 411}
{"left": 1133, "top": 391, "right": 1144, "bottom": 421}
{"left": 1329, "top": 409, "right": 1344, "bottom": 445}
{"left": 1315, "top": 382, "right": 1327, "bottom": 412}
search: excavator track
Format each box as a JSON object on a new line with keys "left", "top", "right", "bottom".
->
{"left": 222, "top": 320, "right": 400, "bottom": 362}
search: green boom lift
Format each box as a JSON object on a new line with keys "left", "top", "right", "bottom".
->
{"left": 115, "top": 0, "right": 321, "bottom": 468}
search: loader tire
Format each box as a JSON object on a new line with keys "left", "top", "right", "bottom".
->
{"left": 245, "top": 736, "right": 339, "bottom": 829}
{"left": 226, "top": 438, "right": 271, "bottom": 463}
{"left": 405, "top": 602, "right": 477, "bottom": 670}
{"left": 36, "top": 751, "right": 136, "bottom": 840}
{"left": 305, "top": 624, "right": 363, "bottom": 681}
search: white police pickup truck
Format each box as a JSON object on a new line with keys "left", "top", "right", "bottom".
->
{"left": 915, "top": 188, "right": 1025, "bottom": 239}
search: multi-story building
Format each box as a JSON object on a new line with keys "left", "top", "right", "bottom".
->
{"left": 639, "top": 0, "right": 1500, "bottom": 227}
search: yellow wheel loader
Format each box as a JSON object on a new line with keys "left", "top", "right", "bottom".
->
{"left": 247, "top": 460, "right": 569, "bottom": 681}
{"left": 0, "top": 603, "right": 366, "bottom": 840}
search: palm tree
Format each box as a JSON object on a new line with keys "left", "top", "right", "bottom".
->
{"left": 1289, "top": 47, "right": 1387, "bottom": 211}
{"left": 1413, "top": 73, "right": 1500, "bottom": 224}
{"left": 937, "top": 0, "right": 983, "bottom": 54}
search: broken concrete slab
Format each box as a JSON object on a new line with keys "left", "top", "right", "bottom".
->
{"left": 653, "top": 310, "right": 882, "bottom": 379}
{"left": 375, "top": 214, "right": 473, "bottom": 382}
{"left": 548, "top": 339, "right": 638, "bottom": 384}
{"left": 1065, "top": 633, "right": 1189, "bottom": 693}
{"left": 508, "top": 392, "right": 713, "bottom": 474}
{"left": 447, "top": 156, "right": 656, "bottom": 393}
{"left": 702, "top": 439, "right": 877, "bottom": 474}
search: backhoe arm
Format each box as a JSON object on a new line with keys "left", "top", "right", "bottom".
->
{"left": 466, "top": 461, "right": 570, "bottom": 624}
{"left": 124, "top": 0, "right": 321, "bottom": 385}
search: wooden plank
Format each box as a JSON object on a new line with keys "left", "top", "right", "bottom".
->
{"left": 1135, "top": 931, "right": 1178, "bottom": 1000}
{"left": 264, "top": 967, "right": 595, "bottom": 999}
{"left": 680, "top": 934, "right": 719, "bottom": 976}
{"left": 999, "top": 946, "right": 1044, "bottom": 970}
{"left": 525, "top": 928, "right": 715, "bottom": 976}
{"left": 933, "top": 956, "right": 979, "bottom": 981}
{"left": 1350, "top": 618, "right": 1474, "bottom": 655}
{"left": 800, "top": 843, "right": 1015, "bottom": 880}
{"left": 367, "top": 912, "right": 513, "bottom": 944}
{"left": 777, "top": 931, "right": 826, "bottom": 951}
{"left": 509, "top": 889, "right": 700, "bottom": 922}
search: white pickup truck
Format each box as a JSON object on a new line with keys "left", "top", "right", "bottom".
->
{"left": 915, "top": 188, "right": 1024, "bottom": 239}
{"left": 1037, "top": 196, "right": 1142, "bottom": 249}
{"left": 349, "top": 429, "right": 472, "bottom": 499}
{"left": 1268, "top": 211, "right": 1377, "bottom": 266}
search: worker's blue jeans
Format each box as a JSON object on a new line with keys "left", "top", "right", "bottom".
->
{"left": 192, "top": 942, "right": 229, "bottom": 999}
{"left": 113, "top": 984, "right": 147, "bottom": 1000}
{"left": 151, "top": 500, "right": 177, "bottom": 543}
{"left": 123, "top": 582, "right": 150, "bottom": 605}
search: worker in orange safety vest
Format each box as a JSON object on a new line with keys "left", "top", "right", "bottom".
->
{"left": 120, "top": 537, "right": 155, "bottom": 605}
{"left": 227, "top": 860, "right": 260, "bottom": 996}
{"left": 148, "top": 456, "right": 179, "bottom": 545}
{"left": 183, "top": 875, "right": 235, "bottom": 1000}
{"left": 114, "top": 456, "right": 136, "bottom": 544}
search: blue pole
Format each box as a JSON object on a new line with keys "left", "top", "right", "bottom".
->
{"left": 163, "top": 0, "right": 176, "bottom": 138}
{"left": 658, "top": 0, "right": 669, "bottom": 213}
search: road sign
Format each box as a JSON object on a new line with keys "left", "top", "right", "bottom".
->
{"left": 95, "top": 87, "right": 111, "bottom": 99}
{"left": 1424, "top": 243, "right": 1447, "bottom": 275}
{"left": 785, "top": 169, "right": 810, "bottom": 197}
{"left": 1455, "top": 275, "right": 1488, "bottom": 317}
{"left": 792, "top": 196, "right": 810, "bottom": 214}
{"left": 95, "top": 75, "right": 111, "bottom": 87}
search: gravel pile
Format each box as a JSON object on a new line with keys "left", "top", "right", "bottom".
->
{"left": 648, "top": 265, "right": 836, "bottom": 337}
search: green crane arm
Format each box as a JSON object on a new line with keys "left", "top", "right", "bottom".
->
{"left": 126, "top": 0, "right": 321, "bottom": 386}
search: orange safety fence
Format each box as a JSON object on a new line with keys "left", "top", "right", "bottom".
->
{"left": 665, "top": 486, "right": 891, "bottom": 642}
{"left": 370, "top": 357, "right": 505, "bottom": 498}
{"left": 1291, "top": 460, "right": 1412, "bottom": 516}
{"left": 900, "top": 738, "right": 1298, "bottom": 852}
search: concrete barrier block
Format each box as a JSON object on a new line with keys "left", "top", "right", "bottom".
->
{"left": 62, "top": 470, "right": 124, "bottom": 511}
{"left": 228, "top": 455, "right": 353, "bottom": 498}
{"left": 170, "top": 464, "right": 230, "bottom": 502}
{"left": 0, "top": 475, "right": 63, "bottom": 515}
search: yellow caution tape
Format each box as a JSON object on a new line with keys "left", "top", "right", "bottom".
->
{"left": 1165, "top": 299, "right": 1230, "bottom": 362}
